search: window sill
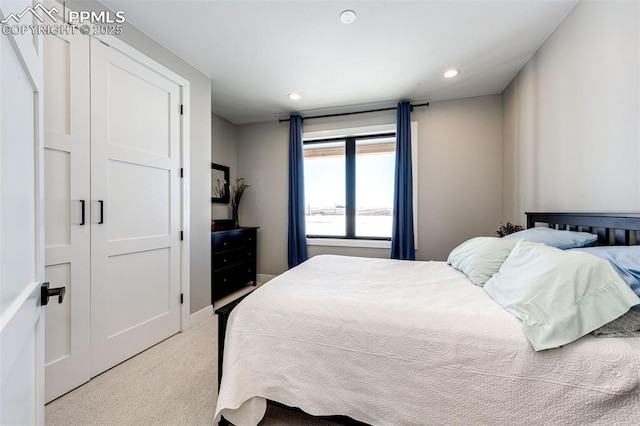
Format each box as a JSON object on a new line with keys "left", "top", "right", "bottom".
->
{"left": 306, "top": 238, "right": 391, "bottom": 249}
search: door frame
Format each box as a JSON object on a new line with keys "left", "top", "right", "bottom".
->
{"left": 82, "top": 27, "right": 192, "bottom": 332}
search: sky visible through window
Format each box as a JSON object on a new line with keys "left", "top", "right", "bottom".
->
{"left": 304, "top": 140, "right": 395, "bottom": 238}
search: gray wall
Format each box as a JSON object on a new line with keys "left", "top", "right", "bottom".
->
{"left": 67, "top": 1, "right": 213, "bottom": 314}
{"left": 237, "top": 95, "right": 503, "bottom": 275}
{"left": 502, "top": 0, "right": 640, "bottom": 223}
{"left": 211, "top": 113, "right": 238, "bottom": 220}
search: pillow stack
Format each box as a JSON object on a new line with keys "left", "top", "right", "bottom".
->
{"left": 483, "top": 241, "right": 640, "bottom": 351}
{"left": 447, "top": 228, "right": 640, "bottom": 351}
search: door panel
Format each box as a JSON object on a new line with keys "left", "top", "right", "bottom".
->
{"left": 106, "top": 248, "right": 170, "bottom": 336}
{"left": 44, "top": 149, "right": 71, "bottom": 247}
{"left": 43, "top": 33, "right": 70, "bottom": 135}
{"left": 107, "top": 160, "right": 171, "bottom": 240}
{"left": 0, "top": 3, "right": 45, "bottom": 422}
{"left": 90, "top": 38, "right": 181, "bottom": 375}
{"left": 0, "top": 33, "right": 36, "bottom": 306}
{"left": 43, "top": 263, "right": 71, "bottom": 363}
{"left": 43, "top": 29, "right": 91, "bottom": 403}
{"left": 107, "top": 64, "right": 172, "bottom": 157}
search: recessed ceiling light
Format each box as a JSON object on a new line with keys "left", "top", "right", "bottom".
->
{"left": 287, "top": 92, "right": 301, "bottom": 100}
{"left": 339, "top": 10, "right": 357, "bottom": 24}
{"left": 444, "top": 68, "right": 461, "bottom": 79}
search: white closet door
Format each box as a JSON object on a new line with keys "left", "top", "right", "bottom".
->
{"left": 43, "top": 30, "right": 91, "bottom": 402}
{"left": 89, "top": 38, "right": 182, "bottom": 375}
{"left": 0, "top": 2, "right": 45, "bottom": 423}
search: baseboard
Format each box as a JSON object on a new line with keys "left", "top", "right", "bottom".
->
{"left": 257, "top": 273, "right": 276, "bottom": 284}
{"left": 189, "top": 304, "right": 213, "bottom": 328}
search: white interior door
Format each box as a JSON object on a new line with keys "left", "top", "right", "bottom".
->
{"left": 43, "top": 29, "right": 91, "bottom": 402}
{"left": 0, "top": 1, "right": 45, "bottom": 423}
{"left": 89, "top": 38, "right": 182, "bottom": 375}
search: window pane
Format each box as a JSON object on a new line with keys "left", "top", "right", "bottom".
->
{"left": 355, "top": 138, "right": 395, "bottom": 238}
{"left": 304, "top": 141, "right": 346, "bottom": 237}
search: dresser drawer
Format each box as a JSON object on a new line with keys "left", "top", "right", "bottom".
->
{"left": 213, "top": 248, "right": 253, "bottom": 271}
{"left": 212, "top": 228, "right": 256, "bottom": 252}
{"left": 215, "top": 263, "right": 256, "bottom": 299}
{"left": 213, "top": 232, "right": 245, "bottom": 252}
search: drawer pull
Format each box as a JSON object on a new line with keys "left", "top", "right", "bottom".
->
{"left": 223, "top": 242, "right": 227, "bottom": 246}
{"left": 224, "top": 259, "right": 227, "bottom": 263}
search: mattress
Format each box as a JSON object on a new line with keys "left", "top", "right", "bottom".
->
{"left": 215, "top": 255, "right": 640, "bottom": 425}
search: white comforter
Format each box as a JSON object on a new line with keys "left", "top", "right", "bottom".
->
{"left": 215, "top": 255, "right": 640, "bottom": 425}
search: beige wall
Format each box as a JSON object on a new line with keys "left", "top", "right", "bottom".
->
{"left": 211, "top": 114, "right": 238, "bottom": 220}
{"left": 502, "top": 0, "right": 640, "bottom": 224}
{"left": 237, "top": 95, "right": 503, "bottom": 275}
{"left": 67, "top": 1, "right": 213, "bottom": 313}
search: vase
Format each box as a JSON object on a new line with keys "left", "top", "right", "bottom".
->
{"left": 232, "top": 207, "right": 239, "bottom": 228}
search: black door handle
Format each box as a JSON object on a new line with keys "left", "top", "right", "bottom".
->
{"left": 79, "top": 200, "right": 85, "bottom": 225}
{"left": 98, "top": 200, "right": 104, "bottom": 224}
{"left": 41, "top": 282, "right": 66, "bottom": 305}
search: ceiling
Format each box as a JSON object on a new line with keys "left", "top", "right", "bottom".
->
{"left": 99, "top": 0, "right": 577, "bottom": 125}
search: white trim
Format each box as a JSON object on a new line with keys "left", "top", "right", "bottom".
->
{"left": 304, "top": 123, "right": 395, "bottom": 141}
{"left": 307, "top": 238, "right": 391, "bottom": 249}
{"left": 179, "top": 85, "right": 191, "bottom": 332}
{"left": 257, "top": 274, "right": 276, "bottom": 284}
{"left": 189, "top": 304, "right": 213, "bottom": 328}
{"left": 92, "top": 32, "right": 188, "bottom": 87}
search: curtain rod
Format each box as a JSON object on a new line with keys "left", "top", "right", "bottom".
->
{"left": 278, "top": 102, "right": 430, "bottom": 123}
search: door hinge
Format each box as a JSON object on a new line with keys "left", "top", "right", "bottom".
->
{"left": 180, "top": 104, "right": 183, "bottom": 115}
{"left": 180, "top": 167, "right": 183, "bottom": 178}
{"left": 180, "top": 293, "right": 184, "bottom": 304}
{"left": 180, "top": 231, "right": 184, "bottom": 241}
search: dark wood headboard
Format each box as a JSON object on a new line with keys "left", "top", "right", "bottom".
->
{"left": 526, "top": 212, "right": 640, "bottom": 246}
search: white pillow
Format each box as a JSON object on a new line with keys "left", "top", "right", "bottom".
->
{"left": 484, "top": 241, "right": 640, "bottom": 351}
{"left": 447, "top": 237, "right": 519, "bottom": 286}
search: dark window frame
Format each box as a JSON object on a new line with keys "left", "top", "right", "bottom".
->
{"left": 304, "top": 132, "right": 396, "bottom": 241}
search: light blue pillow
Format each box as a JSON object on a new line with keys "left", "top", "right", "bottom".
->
{"left": 484, "top": 241, "right": 640, "bottom": 351}
{"left": 504, "top": 227, "right": 597, "bottom": 249}
{"left": 447, "top": 237, "right": 519, "bottom": 286}
{"left": 571, "top": 246, "right": 640, "bottom": 311}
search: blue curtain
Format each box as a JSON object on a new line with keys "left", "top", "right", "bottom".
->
{"left": 391, "top": 102, "right": 416, "bottom": 260}
{"left": 288, "top": 114, "right": 308, "bottom": 268}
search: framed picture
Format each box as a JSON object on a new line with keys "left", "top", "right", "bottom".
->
{"left": 211, "top": 163, "right": 230, "bottom": 203}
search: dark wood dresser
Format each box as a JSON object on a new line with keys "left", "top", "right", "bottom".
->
{"left": 211, "top": 227, "right": 258, "bottom": 302}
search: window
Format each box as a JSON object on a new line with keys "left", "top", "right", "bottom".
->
{"left": 304, "top": 133, "right": 396, "bottom": 240}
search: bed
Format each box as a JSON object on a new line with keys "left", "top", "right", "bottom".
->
{"left": 215, "top": 212, "right": 640, "bottom": 426}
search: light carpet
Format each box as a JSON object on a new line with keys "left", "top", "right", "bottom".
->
{"left": 45, "top": 315, "right": 337, "bottom": 426}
